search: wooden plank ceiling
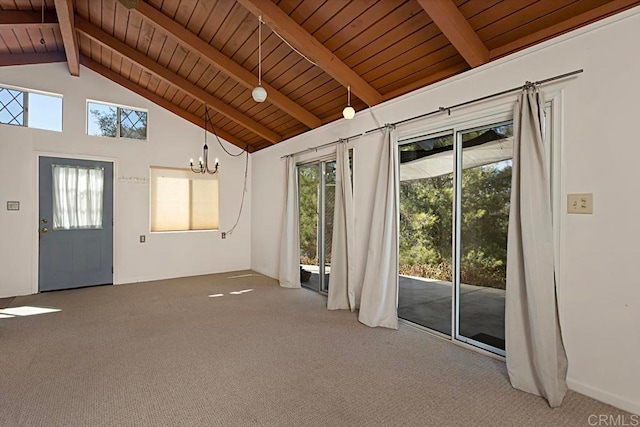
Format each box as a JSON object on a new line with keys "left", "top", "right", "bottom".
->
{"left": 1, "top": 0, "right": 639, "bottom": 152}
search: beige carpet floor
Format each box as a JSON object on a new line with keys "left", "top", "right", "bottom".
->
{"left": 0, "top": 271, "right": 629, "bottom": 426}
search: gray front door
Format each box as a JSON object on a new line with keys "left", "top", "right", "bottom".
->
{"left": 38, "top": 157, "right": 113, "bottom": 291}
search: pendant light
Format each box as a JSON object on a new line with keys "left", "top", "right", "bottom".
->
{"left": 190, "top": 105, "right": 219, "bottom": 175}
{"left": 252, "top": 16, "right": 267, "bottom": 103}
{"left": 342, "top": 85, "right": 355, "bottom": 120}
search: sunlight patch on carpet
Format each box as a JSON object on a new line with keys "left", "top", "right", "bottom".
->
{"left": 0, "top": 306, "right": 61, "bottom": 317}
{"left": 227, "top": 274, "right": 259, "bottom": 279}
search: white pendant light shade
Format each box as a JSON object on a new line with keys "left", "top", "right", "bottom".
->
{"left": 252, "top": 85, "right": 267, "bottom": 102}
{"left": 342, "top": 105, "right": 355, "bottom": 120}
{"left": 343, "top": 84, "right": 355, "bottom": 119}
{"left": 253, "top": 15, "right": 267, "bottom": 103}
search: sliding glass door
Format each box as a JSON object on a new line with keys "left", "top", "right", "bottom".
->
{"left": 455, "top": 122, "right": 513, "bottom": 355}
{"left": 398, "top": 118, "right": 514, "bottom": 355}
{"left": 298, "top": 160, "right": 336, "bottom": 294}
{"left": 398, "top": 131, "right": 454, "bottom": 335}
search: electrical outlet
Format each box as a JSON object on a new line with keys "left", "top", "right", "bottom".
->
{"left": 221, "top": 232, "right": 226, "bottom": 239}
{"left": 140, "top": 235, "right": 146, "bottom": 243}
{"left": 567, "top": 193, "right": 593, "bottom": 214}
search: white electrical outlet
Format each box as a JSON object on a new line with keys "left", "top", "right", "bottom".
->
{"left": 567, "top": 193, "right": 593, "bottom": 214}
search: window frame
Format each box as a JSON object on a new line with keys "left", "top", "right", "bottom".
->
{"left": 0, "top": 83, "right": 63, "bottom": 131}
{"left": 149, "top": 166, "right": 220, "bottom": 233}
{"left": 86, "top": 99, "right": 148, "bottom": 141}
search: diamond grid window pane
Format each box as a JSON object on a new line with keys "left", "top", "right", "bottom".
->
{"left": 120, "top": 108, "right": 147, "bottom": 140}
{"left": 0, "top": 87, "right": 25, "bottom": 126}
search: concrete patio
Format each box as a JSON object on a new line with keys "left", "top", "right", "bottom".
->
{"left": 398, "top": 275, "right": 505, "bottom": 350}
{"left": 301, "top": 268, "right": 505, "bottom": 351}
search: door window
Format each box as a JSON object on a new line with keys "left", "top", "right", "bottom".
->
{"left": 52, "top": 165, "right": 104, "bottom": 230}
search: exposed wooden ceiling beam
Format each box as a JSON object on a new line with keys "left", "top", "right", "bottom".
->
{"left": 130, "top": 1, "right": 321, "bottom": 130}
{"left": 80, "top": 55, "right": 253, "bottom": 152}
{"left": 76, "top": 17, "right": 281, "bottom": 144}
{"left": 0, "top": 10, "right": 58, "bottom": 27}
{"left": 490, "top": 0, "right": 640, "bottom": 60}
{"left": 53, "top": 0, "right": 79, "bottom": 76}
{"left": 416, "top": 0, "right": 489, "bottom": 68}
{"left": 0, "top": 52, "right": 67, "bottom": 67}
{"left": 237, "top": 0, "right": 384, "bottom": 107}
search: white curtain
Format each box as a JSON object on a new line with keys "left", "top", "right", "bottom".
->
{"left": 52, "top": 165, "right": 104, "bottom": 230}
{"left": 359, "top": 127, "right": 399, "bottom": 329}
{"left": 327, "top": 141, "right": 357, "bottom": 310}
{"left": 506, "top": 87, "right": 568, "bottom": 407}
{"left": 279, "top": 156, "right": 301, "bottom": 288}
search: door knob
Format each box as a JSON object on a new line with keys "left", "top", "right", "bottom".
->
{"left": 41, "top": 227, "right": 48, "bottom": 233}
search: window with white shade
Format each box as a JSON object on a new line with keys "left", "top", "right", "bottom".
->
{"left": 52, "top": 165, "right": 104, "bottom": 230}
{"left": 150, "top": 167, "right": 219, "bottom": 232}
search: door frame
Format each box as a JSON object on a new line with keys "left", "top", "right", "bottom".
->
{"left": 297, "top": 159, "right": 330, "bottom": 295}
{"left": 395, "top": 88, "right": 565, "bottom": 359}
{"left": 32, "top": 152, "right": 118, "bottom": 294}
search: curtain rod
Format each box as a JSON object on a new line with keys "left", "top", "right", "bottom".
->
{"left": 282, "top": 68, "right": 583, "bottom": 159}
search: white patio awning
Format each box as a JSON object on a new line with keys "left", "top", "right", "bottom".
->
{"left": 400, "top": 137, "right": 513, "bottom": 181}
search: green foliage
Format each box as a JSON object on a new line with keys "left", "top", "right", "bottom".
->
{"left": 297, "top": 149, "right": 512, "bottom": 289}
{"left": 90, "top": 107, "right": 117, "bottom": 137}
{"left": 400, "top": 174, "right": 454, "bottom": 268}
{"left": 298, "top": 166, "right": 319, "bottom": 262}
{"left": 400, "top": 161, "right": 512, "bottom": 289}
{"left": 90, "top": 107, "right": 147, "bottom": 140}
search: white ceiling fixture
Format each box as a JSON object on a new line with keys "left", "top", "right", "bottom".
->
{"left": 252, "top": 16, "right": 267, "bottom": 103}
{"left": 342, "top": 85, "right": 355, "bottom": 120}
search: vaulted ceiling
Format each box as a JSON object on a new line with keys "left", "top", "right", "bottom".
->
{"left": 1, "top": 0, "right": 638, "bottom": 152}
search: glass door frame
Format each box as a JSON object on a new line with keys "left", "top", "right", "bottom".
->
{"left": 318, "top": 161, "right": 329, "bottom": 294}
{"left": 397, "top": 108, "right": 517, "bottom": 357}
{"left": 397, "top": 102, "right": 556, "bottom": 358}
{"left": 297, "top": 158, "right": 332, "bottom": 295}
{"left": 452, "top": 120, "right": 513, "bottom": 357}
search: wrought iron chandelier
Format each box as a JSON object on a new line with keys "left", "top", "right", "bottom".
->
{"left": 190, "top": 105, "right": 219, "bottom": 175}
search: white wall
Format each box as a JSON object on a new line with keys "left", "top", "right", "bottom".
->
{"left": 0, "top": 63, "right": 251, "bottom": 297}
{"left": 251, "top": 9, "right": 640, "bottom": 414}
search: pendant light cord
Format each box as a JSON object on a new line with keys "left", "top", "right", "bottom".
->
{"left": 201, "top": 104, "right": 249, "bottom": 236}
{"left": 204, "top": 106, "right": 247, "bottom": 157}
{"left": 223, "top": 149, "right": 249, "bottom": 236}
{"left": 260, "top": 16, "right": 317, "bottom": 67}
{"left": 258, "top": 16, "right": 262, "bottom": 86}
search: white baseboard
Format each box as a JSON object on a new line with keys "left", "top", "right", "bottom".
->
{"left": 568, "top": 378, "right": 640, "bottom": 415}
{"left": 249, "top": 265, "right": 277, "bottom": 280}
{"left": 0, "top": 288, "right": 34, "bottom": 298}
{"left": 115, "top": 268, "right": 255, "bottom": 286}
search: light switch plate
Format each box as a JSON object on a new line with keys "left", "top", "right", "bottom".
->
{"left": 6, "top": 201, "right": 19, "bottom": 211}
{"left": 567, "top": 193, "right": 593, "bottom": 214}
{"left": 139, "top": 235, "right": 146, "bottom": 243}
